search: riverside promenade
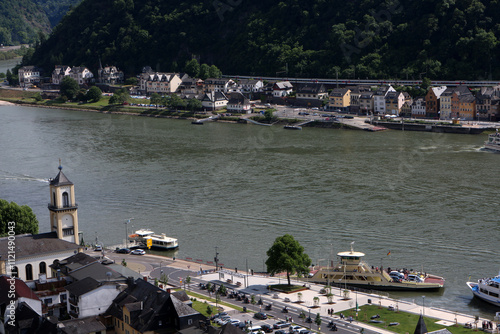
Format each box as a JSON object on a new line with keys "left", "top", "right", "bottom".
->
{"left": 116, "top": 253, "right": 494, "bottom": 333}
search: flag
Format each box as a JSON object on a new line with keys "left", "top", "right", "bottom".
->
{"left": 387, "top": 251, "right": 391, "bottom": 256}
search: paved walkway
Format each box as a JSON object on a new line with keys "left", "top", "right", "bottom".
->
{"left": 114, "top": 255, "right": 493, "bottom": 333}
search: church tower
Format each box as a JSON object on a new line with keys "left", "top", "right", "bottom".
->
{"left": 48, "top": 163, "right": 79, "bottom": 244}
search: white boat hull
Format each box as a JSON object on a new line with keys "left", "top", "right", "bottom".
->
{"left": 467, "top": 281, "right": 500, "bottom": 307}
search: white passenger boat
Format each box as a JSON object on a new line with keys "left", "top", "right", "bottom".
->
{"left": 484, "top": 131, "right": 500, "bottom": 152}
{"left": 129, "top": 229, "right": 179, "bottom": 250}
{"left": 467, "top": 273, "right": 500, "bottom": 307}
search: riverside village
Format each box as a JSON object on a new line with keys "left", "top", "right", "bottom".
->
{"left": 0, "top": 162, "right": 499, "bottom": 334}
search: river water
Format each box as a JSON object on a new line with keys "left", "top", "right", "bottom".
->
{"left": 0, "top": 104, "right": 499, "bottom": 317}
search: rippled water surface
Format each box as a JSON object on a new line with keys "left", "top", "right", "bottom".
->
{"left": 1, "top": 105, "right": 499, "bottom": 316}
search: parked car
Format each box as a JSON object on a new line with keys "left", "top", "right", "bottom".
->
{"left": 211, "top": 312, "right": 228, "bottom": 320}
{"left": 261, "top": 324, "right": 273, "bottom": 333}
{"left": 284, "top": 297, "right": 291, "bottom": 302}
{"left": 274, "top": 321, "right": 291, "bottom": 329}
{"left": 254, "top": 312, "right": 268, "bottom": 320}
{"left": 116, "top": 248, "right": 131, "bottom": 254}
{"left": 131, "top": 249, "right": 145, "bottom": 255}
{"left": 94, "top": 245, "right": 102, "bottom": 251}
{"left": 275, "top": 330, "right": 287, "bottom": 334}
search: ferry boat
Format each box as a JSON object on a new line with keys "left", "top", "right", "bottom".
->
{"left": 466, "top": 273, "right": 500, "bottom": 307}
{"left": 310, "top": 243, "right": 445, "bottom": 291}
{"left": 129, "top": 229, "right": 179, "bottom": 250}
{"left": 484, "top": 131, "right": 500, "bottom": 152}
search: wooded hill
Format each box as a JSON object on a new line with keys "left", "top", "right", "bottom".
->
{"left": 24, "top": 0, "right": 500, "bottom": 80}
{"left": 0, "top": 0, "right": 81, "bottom": 45}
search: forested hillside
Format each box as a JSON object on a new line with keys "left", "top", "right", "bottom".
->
{"left": 0, "top": 0, "right": 81, "bottom": 45}
{"left": 25, "top": 0, "right": 500, "bottom": 80}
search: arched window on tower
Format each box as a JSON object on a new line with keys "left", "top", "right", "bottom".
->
{"left": 26, "top": 264, "right": 33, "bottom": 281}
{"left": 39, "top": 262, "right": 47, "bottom": 275}
{"left": 53, "top": 192, "right": 57, "bottom": 207}
{"left": 62, "top": 192, "right": 69, "bottom": 207}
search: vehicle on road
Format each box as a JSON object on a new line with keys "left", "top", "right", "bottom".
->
{"left": 94, "top": 245, "right": 102, "bottom": 251}
{"left": 284, "top": 297, "right": 291, "bottom": 302}
{"left": 249, "top": 326, "right": 262, "bottom": 333}
{"left": 116, "top": 248, "right": 131, "bottom": 254}
{"left": 254, "top": 312, "right": 268, "bottom": 320}
{"left": 131, "top": 249, "right": 146, "bottom": 255}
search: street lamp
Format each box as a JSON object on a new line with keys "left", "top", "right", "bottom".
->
{"left": 422, "top": 296, "right": 425, "bottom": 316}
{"left": 124, "top": 218, "right": 134, "bottom": 248}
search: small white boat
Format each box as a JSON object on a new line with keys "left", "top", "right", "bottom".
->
{"left": 484, "top": 130, "right": 500, "bottom": 152}
{"left": 467, "top": 273, "right": 500, "bottom": 307}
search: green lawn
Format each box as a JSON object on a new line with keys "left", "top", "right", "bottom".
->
{"left": 185, "top": 290, "right": 246, "bottom": 312}
{"left": 347, "top": 305, "right": 478, "bottom": 334}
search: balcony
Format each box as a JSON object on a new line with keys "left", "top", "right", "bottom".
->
{"left": 48, "top": 203, "right": 78, "bottom": 211}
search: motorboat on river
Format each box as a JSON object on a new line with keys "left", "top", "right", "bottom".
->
{"left": 484, "top": 130, "right": 500, "bottom": 152}
{"left": 310, "top": 243, "right": 445, "bottom": 291}
{"left": 466, "top": 273, "right": 500, "bottom": 307}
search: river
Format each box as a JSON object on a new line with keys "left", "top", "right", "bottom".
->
{"left": 0, "top": 103, "right": 499, "bottom": 317}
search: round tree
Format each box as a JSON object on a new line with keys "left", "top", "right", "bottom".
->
{"left": 266, "top": 234, "right": 311, "bottom": 286}
{"left": 60, "top": 76, "right": 80, "bottom": 100}
{"left": 0, "top": 199, "right": 39, "bottom": 236}
{"left": 86, "top": 86, "right": 102, "bottom": 103}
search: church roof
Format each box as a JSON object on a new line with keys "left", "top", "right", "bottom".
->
{"left": 49, "top": 166, "right": 73, "bottom": 186}
{"left": 0, "top": 232, "right": 80, "bottom": 261}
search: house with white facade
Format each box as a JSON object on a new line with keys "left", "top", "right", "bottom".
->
{"left": 52, "top": 65, "right": 72, "bottom": 85}
{"left": 373, "top": 85, "right": 395, "bottom": 114}
{"left": 97, "top": 65, "right": 124, "bottom": 84}
{"left": 238, "top": 79, "right": 263, "bottom": 93}
{"left": 204, "top": 78, "right": 236, "bottom": 93}
{"left": 226, "top": 92, "right": 251, "bottom": 113}
{"left": 201, "top": 91, "right": 228, "bottom": 110}
{"left": 69, "top": 67, "right": 94, "bottom": 86}
{"left": 66, "top": 276, "right": 123, "bottom": 319}
{"left": 272, "top": 81, "right": 293, "bottom": 97}
{"left": 18, "top": 66, "right": 42, "bottom": 88}
{"left": 139, "top": 72, "right": 182, "bottom": 95}
{"left": 411, "top": 98, "right": 426, "bottom": 118}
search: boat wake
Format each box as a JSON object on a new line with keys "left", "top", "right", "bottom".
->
{"left": 0, "top": 170, "right": 48, "bottom": 183}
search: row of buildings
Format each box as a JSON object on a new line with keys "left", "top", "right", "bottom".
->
{"left": 17, "top": 64, "right": 500, "bottom": 120}
{"left": 0, "top": 166, "right": 212, "bottom": 334}
{"left": 303, "top": 83, "right": 500, "bottom": 121}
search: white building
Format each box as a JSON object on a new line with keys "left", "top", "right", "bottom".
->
{"left": 66, "top": 277, "right": 122, "bottom": 319}
{"left": 18, "top": 66, "right": 42, "bottom": 88}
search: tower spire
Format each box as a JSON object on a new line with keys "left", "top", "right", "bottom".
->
{"left": 58, "top": 158, "right": 62, "bottom": 170}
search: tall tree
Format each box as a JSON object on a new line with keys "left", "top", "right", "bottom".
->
{"left": 208, "top": 65, "right": 222, "bottom": 78}
{"left": 199, "top": 64, "right": 210, "bottom": 80}
{"left": 150, "top": 93, "right": 162, "bottom": 108}
{"left": 185, "top": 59, "right": 200, "bottom": 78}
{"left": 60, "top": 76, "right": 79, "bottom": 100}
{"left": 0, "top": 199, "right": 39, "bottom": 236}
{"left": 266, "top": 234, "right": 311, "bottom": 286}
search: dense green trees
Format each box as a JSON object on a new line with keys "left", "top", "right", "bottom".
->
{"left": 109, "top": 88, "right": 130, "bottom": 104}
{"left": 59, "top": 76, "right": 79, "bottom": 100}
{"left": 0, "top": 0, "right": 81, "bottom": 45}
{"left": 23, "top": 0, "right": 500, "bottom": 80}
{"left": 266, "top": 234, "right": 311, "bottom": 286}
{"left": 0, "top": 199, "right": 39, "bottom": 236}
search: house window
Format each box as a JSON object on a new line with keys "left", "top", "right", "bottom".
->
{"left": 40, "top": 262, "right": 47, "bottom": 274}
{"left": 44, "top": 298, "right": 53, "bottom": 305}
{"left": 26, "top": 264, "right": 33, "bottom": 280}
